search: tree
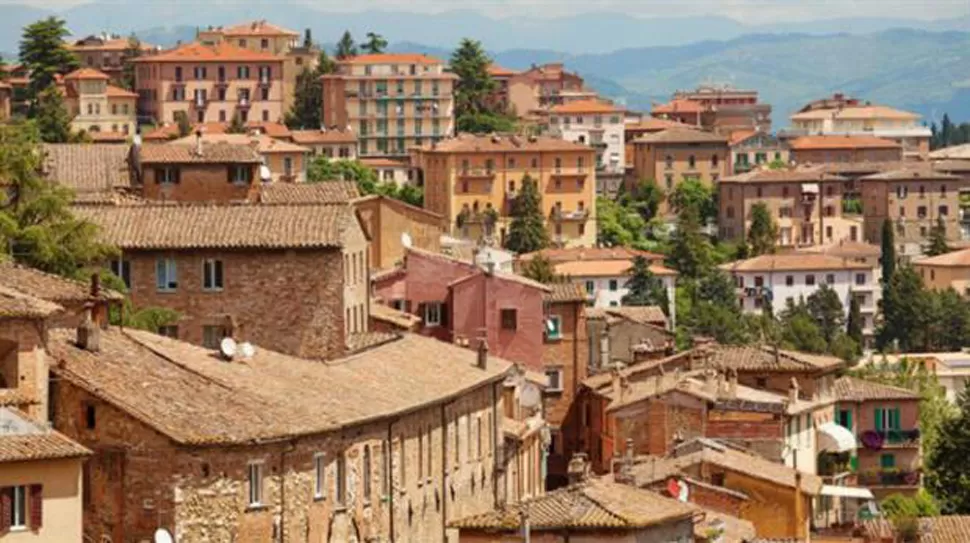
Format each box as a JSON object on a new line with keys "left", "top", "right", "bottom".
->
{"left": 0, "top": 121, "right": 115, "bottom": 276}
{"left": 120, "top": 34, "right": 142, "bottom": 91}
{"left": 597, "top": 196, "right": 647, "bottom": 248}
{"left": 32, "top": 87, "right": 73, "bottom": 143}
{"left": 285, "top": 49, "right": 336, "bottom": 130}
{"left": 621, "top": 179, "right": 664, "bottom": 223}
{"left": 450, "top": 38, "right": 512, "bottom": 133}
{"left": 779, "top": 300, "right": 828, "bottom": 353}
{"left": 747, "top": 202, "right": 777, "bottom": 256}
{"left": 456, "top": 112, "right": 516, "bottom": 134}
{"left": 335, "top": 31, "right": 357, "bottom": 60}
{"left": 521, "top": 254, "right": 560, "bottom": 284}
{"left": 19, "top": 17, "right": 79, "bottom": 104}
{"left": 846, "top": 294, "right": 863, "bottom": 352}
{"left": 361, "top": 32, "right": 388, "bottom": 54}
{"left": 880, "top": 218, "right": 896, "bottom": 283}
{"left": 173, "top": 110, "right": 193, "bottom": 137}
{"left": 306, "top": 157, "right": 422, "bottom": 206}
{"left": 504, "top": 175, "right": 549, "bottom": 254}
{"left": 316, "top": 49, "right": 336, "bottom": 76}
{"left": 668, "top": 204, "right": 713, "bottom": 280}
{"left": 227, "top": 113, "right": 246, "bottom": 134}
{"left": 926, "top": 216, "right": 950, "bottom": 257}
{"left": 926, "top": 382, "right": 970, "bottom": 514}
{"left": 879, "top": 266, "right": 934, "bottom": 352}
{"left": 806, "top": 283, "right": 844, "bottom": 347}
{"left": 881, "top": 490, "right": 941, "bottom": 519}
{"left": 623, "top": 256, "right": 669, "bottom": 312}
{"left": 668, "top": 179, "right": 716, "bottom": 225}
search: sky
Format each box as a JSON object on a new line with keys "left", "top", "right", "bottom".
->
{"left": 4, "top": 0, "right": 970, "bottom": 24}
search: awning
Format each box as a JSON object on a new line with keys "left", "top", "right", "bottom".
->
{"left": 801, "top": 183, "right": 820, "bottom": 193}
{"left": 820, "top": 485, "right": 875, "bottom": 500}
{"left": 818, "top": 422, "right": 857, "bottom": 453}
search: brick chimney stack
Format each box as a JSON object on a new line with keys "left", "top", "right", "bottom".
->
{"left": 476, "top": 337, "right": 489, "bottom": 370}
{"left": 76, "top": 304, "right": 101, "bottom": 352}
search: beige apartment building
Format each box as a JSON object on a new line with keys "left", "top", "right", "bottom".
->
{"left": 631, "top": 128, "right": 729, "bottom": 215}
{"left": 504, "top": 62, "right": 596, "bottom": 118}
{"left": 860, "top": 164, "right": 969, "bottom": 258}
{"left": 719, "top": 168, "right": 860, "bottom": 247}
{"left": 132, "top": 41, "right": 286, "bottom": 126}
{"left": 197, "top": 20, "right": 316, "bottom": 114}
{"left": 411, "top": 133, "right": 597, "bottom": 247}
{"left": 322, "top": 53, "right": 456, "bottom": 157}
{"left": 63, "top": 68, "right": 137, "bottom": 140}
{"left": 914, "top": 248, "right": 970, "bottom": 294}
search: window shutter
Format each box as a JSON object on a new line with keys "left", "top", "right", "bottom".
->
{"left": 417, "top": 303, "right": 426, "bottom": 323}
{"left": 174, "top": 167, "right": 181, "bottom": 184}
{"left": 846, "top": 410, "right": 852, "bottom": 431}
{"left": 154, "top": 168, "right": 162, "bottom": 184}
{"left": 29, "top": 485, "right": 42, "bottom": 530}
{"left": 892, "top": 408, "right": 902, "bottom": 430}
{"left": 0, "top": 488, "right": 10, "bottom": 533}
{"left": 228, "top": 166, "right": 234, "bottom": 183}
{"left": 215, "top": 260, "right": 224, "bottom": 288}
{"left": 440, "top": 303, "right": 449, "bottom": 327}
{"left": 874, "top": 408, "right": 883, "bottom": 431}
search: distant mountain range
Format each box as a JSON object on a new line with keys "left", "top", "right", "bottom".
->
{"left": 1, "top": 4, "right": 968, "bottom": 123}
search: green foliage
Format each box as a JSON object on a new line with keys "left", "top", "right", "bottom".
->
{"left": 335, "top": 31, "right": 357, "bottom": 60}
{"left": 174, "top": 110, "right": 192, "bottom": 137}
{"left": 32, "top": 87, "right": 73, "bottom": 143}
{"left": 596, "top": 196, "right": 647, "bottom": 248}
{"left": 285, "top": 66, "right": 323, "bottom": 129}
{"left": 806, "top": 284, "right": 845, "bottom": 347}
{"left": 668, "top": 204, "right": 713, "bottom": 280}
{"left": 451, "top": 38, "right": 497, "bottom": 118}
{"left": 878, "top": 266, "right": 933, "bottom": 352}
{"left": 622, "top": 256, "right": 669, "bottom": 312}
{"left": 504, "top": 174, "right": 549, "bottom": 254}
{"left": 747, "top": 202, "right": 777, "bottom": 256}
{"left": 926, "top": 216, "right": 950, "bottom": 257}
{"left": 100, "top": 271, "right": 181, "bottom": 333}
{"left": 306, "top": 157, "right": 422, "bottom": 207}
{"left": 930, "top": 113, "right": 970, "bottom": 150}
{"left": 361, "top": 32, "right": 388, "bottom": 54}
{"left": 620, "top": 179, "right": 664, "bottom": 223}
{"left": 880, "top": 217, "right": 896, "bottom": 283}
{"left": 521, "top": 254, "right": 562, "bottom": 284}
{"left": 846, "top": 295, "right": 864, "bottom": 356}
{"left": 842, "top": 197, "right": 863, "bottom": 215}
{"left": 767, "top": 158, "right": 788, "bottom": 170}
{"left": 121, "top": 34, "right": 142, "bottom": 91}
{"left": 881, "top": 490, "right": 941, "bottom": 519}
{"left": 926, "top": 381, "right": 970, "bottom": 514}
{"left": 668, "top": 179, "right": 716, "bottom": 224}
{"left": 675, "top": 270, "right": 751, "bottom": 347}
{"left": 779, "top": 299, "right": 828, "bottom": 353}
{"left": 0, "top": 121, "right": 115, "bottom": 276}
{"left": 456, "top": 111, "right": 517, "bottom": 134}
{"left": 19, "top": 17, "right": 79, "bottom": 103}
{"left": 227, "top": 113, "right": 246, "bottom": 134}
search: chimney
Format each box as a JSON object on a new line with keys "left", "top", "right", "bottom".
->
{"left": 567, "top": 453, "right": 590, "bottom": 485}
{"left": 194, "top": 129, "right": 204, "bottom": 157}
{"left": 727, "top": 369, "right": 738, "bottom": 399}
{"left": 611, "top": 364, "right": 626, "bottom": 404}
{"left": 614, "top": 438, "right": 635, "bottom": 485}
{"left": 476, "top": 337, "right": 489, "bottom": 370}
{"left": 90, "top": 272, "right": 101, "bottom": 299}
{"left": 76, "top": 305, "right": 101, "bottom": 352}
{"left": 789, "top": 377, "right": 800, "bottom": 404}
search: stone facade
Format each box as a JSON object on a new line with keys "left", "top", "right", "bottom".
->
{"left": 0, "top": 318, "right": 49, "bottom": 421}
{"left": 137, "top": 158, "right": 261, "bottom": 202}
{"left": 354, "top": 195, "right": 446, "bottom": 271}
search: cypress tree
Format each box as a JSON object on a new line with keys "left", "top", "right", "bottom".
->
{"left": 504, "top": 174, "right": 549, "bottom": 254}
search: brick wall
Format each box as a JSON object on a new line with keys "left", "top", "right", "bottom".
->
{"left": 51, "top": 372, "right": 507, "bottom": 543}
{"left": 648, "top": 481, "right": 746, "bottom": 518}
{"left": 139, "top": 162, "right": 260, "bottom": 202}
{"left": 0, "top": 318, "right": 49, "bottom": 421}
{"left": 121, "top": 248, "right": 346, "bottom": 360}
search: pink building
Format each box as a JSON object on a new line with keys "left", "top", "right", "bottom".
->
{"left": 373, "top": 248, "right": 551, "bottom": 370}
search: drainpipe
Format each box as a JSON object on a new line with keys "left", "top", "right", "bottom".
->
{"left": 440, "top": 402, "right": 448, "bottom": 543}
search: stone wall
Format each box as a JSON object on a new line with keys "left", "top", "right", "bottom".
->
{"left": 139, "top": 162, "right": 260, "bottom": 202}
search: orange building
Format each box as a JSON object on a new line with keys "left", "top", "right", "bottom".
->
{"left": 789, "top": 135, "right": 903, "bottom": 165}
{"left": 411, "top": 133, "right": 597, "bottom": 247}
{"left": 132, "top": 42, "right": 285, "bottom": 126}
{"left": 68, "top": 34, "right": 156, "bottom": 85}
{"left": 631, "top": 128, "right": 729, "bottom": 215}
{"left": 63, "top": 68, "right": 138, "bottom": 141}
{"left": 322, "top": 53, "right": 457, "bottom": 157}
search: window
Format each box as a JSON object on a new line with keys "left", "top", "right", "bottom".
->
{"left": 157, "top": 166, "right": 179, "bottom": 184}
{"left": 546, "top": 315, "right": 562, "bottom": 340}
{"left": 260, "top": 38, "right": 269, "bottom": 50}
{"left": 4, "top": 485, "right": 28, "bottom": 529}
{"left": 837, "top": 409, "right": 852, "bottom": 429}
{"left": 336, "top": 453, "right": 347, "bottom": 505}
{"left": 918, "top": 206, "right": 927, "bottom": 219}
{"left": 755, "top": 377, "right": 767, "bottom": 388}
{"left": 875, "top": 407, "right": 901, "bottom": 431}
{"left": 238, "top": 66, "right": 251, "bottom": 79}
{"left": 248, "top": 463, "right": 263, "bottom": 506}
{"left": 545, "top": 368, "right": 563, "bottom": 392}
{"left": 424, "top": 302, "right": 442, "bottom": 327}
{"left": 609, "top": 279, "right": 619, "bottom": 291}
{"left": 202, "top": 326, "right": 226, "bottom": 349}
{"left": 688, "top": 155, "right": 696, "bottom": 169}
{"left": 84, "top": 403, "right": 96, "bottom": 429}
{"left": 194, "top": 66, "right": 206, "bottom": 80}
{"left": 826, "top": 274, "right": 835, "bottom": 285}
{"left": 155, "top": 258, "right": 177, "bottom": 291}
{"left": 805, "top": 274, "right": 816, "bottom": 286}
{"left": 855, "top": 273, "right": 866, "bottom": 286}
{"left": 501, "top": 308, "right": 517, "bottom": 330}
{"left": 314, "top": 454, "right": 326, "bottom": 499}
{"left": 381, "top": 440, "right": 389, "bottom": 496}
{"left": 711, "top": 154, "right": 719, "bottom": 167}
{"left": 283, "top": 157, "right": 293, "bottom": 177}
{"left": 785, "top": 275, "right": 794, "bottom": 286}
{"left": 202, "top": 259, "right": 224, "bottom": 291}
{"left": 585, "top": 281, "right": 595, "bottom": 294}
{"left": 880, "top": 453, "right": 896, "bottom": 469}
{"left": 110, "top": 259, "right": 131, "bottom": 289}
{"left": 159, "top": 325, "right": 178, "bottom": 339}
{"left": 754, "top": 276, "right": 764, "bottom": 288}
{"left": 896, "top": 186, "right": 908, "bottom": 199}
{"left": 363, "top": 445, "right": 372, "bottom": 500}
{"left": 230, "top": 165, "right": 253, "bottom": 184}
{"left": 940, "top": 205, "right": 949, "bottom": 217}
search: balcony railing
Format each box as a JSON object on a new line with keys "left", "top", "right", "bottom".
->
{"left": 857, "top": 469, "right": 921, "bottom": 487}
{"left": 859, "top": 429, "right": 920, "bottom": 449}
{"left": 458, "top": 168, "right": 495, "bottom": 179}
{"left": 549, "top": 208, "right": 590, "bottom": 222}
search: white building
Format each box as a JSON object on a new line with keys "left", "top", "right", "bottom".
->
{"left": 547, "top": 99, "right": 625, "bottom": 176}
{"left": 517, "top": 247, "right": 677, "bottom": 328}
{"left": 720, "top": 253, "right": 880, "bottom": 348}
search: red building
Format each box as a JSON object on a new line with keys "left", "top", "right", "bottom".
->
{"left": 373, "top": 247, "right": 551, "bottom": 371}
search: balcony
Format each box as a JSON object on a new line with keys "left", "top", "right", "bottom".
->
{"left": 551, "top": 169, "right": 589, "bottom": 181}
{"left": 258, "top": 77, "right": 271, "bottom": 88}
{"left": 215, "top": 78, "right": 229, "bottom": 89}
{"left": 458, "top": 168, "right": 495, "bottom": 180}
{"left": 737, "top": 286, "right": 770, "bottom": 298}
{"left": 859, "top": 429, "right": 920, "bottom": 449}
{"left": 237, "top": 98, "right": 251, "bottom": 110}
{"left": 549, "top": 207, "right": 590, "bottom": 222}
{"left": 857, "top": 469, "right": 921, "bottom": 487}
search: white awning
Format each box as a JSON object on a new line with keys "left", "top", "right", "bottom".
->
{"left": 818, "top": 422, "right": 856, "bottom": 453}
{"left": 820, "top": 485, "right": 875, "bottom": 500}
{"left": 801, "top": 183, "right": 820, "bottom": 193}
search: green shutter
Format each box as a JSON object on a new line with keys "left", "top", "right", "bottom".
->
{"left": 892, "top": 408, "right": 902, "bottom": 430}
{"left": 875, "top": 408, "right": 883, "bottom": 431}
{"left": 846, "top": 410, "right": 853, "bottom": 430}
{"left": 880, "top": 454, "right": 896, "bottom": 469}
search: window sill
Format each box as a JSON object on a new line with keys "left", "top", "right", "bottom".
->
{"left": 313, "top": 494, "right": 326, "bottom": 502}
{"left": 332, "top": 504, "right": 348, "bottom": 513}
{"left": 546, "top": 388, "right": 564, "bottom": 395}
{"left": 156, "top": 289, "right": 178, "bottom": 294}
{"left": 246, "top": 503, "right": 268, "bottom": 512}
{"left": 202, "top": 288, "right": 224, "bottom": 293}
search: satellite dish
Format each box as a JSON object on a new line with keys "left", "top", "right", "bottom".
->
{"left": 240, "top": 342, "right": 255, "bottom": 359}
{"left": 678, "top": 479, "right": 690, "bottom": 502}
{"left": 259, "top": 165, "right": 272, "bottom": 183}
{"left": 220, "top": 337, "right": 237, "bottom": 359}
{"left": 518, "top": 382, "right": 541, "bottom": 409}
{"left": 401, "top": 232, "right": 413, "bottom": 249}
{"left": 153, "top": 529, "right": 174, "bottom": 543}
{"left": 666, "top": 478, "right": 681, "bottom": 498}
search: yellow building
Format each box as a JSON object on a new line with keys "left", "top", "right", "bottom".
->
{"left": 322, "top": 53, "right": 457, "bottom": 157}
{"left": 914, "top": 248, "right": 970, "bottom": 295}
{"left": 63, "top": 68, "right": 138, "bottom": 142}
{"left": 411, "top": 133, "right": 597, "bottom": 247}
{"left": 631, "top": 128, "right": 729, "bottom": 216}
{"left": 198, "top": 20, "right": 317, "bottom": 114}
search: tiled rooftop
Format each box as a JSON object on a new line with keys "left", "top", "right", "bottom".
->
{"left": 138, "top": 142, "right": 262, "bottom": 164}
{"left": 0, "top": 286, "right": 62, "bottom": 319}
{"left": 834, "top": 376, "right": 920, "bottom": 402}
{"left": 0, "top": 261, "right": 122, "bottom": 303}
{"left": 861, "top": 516, "right": 970, "bottom": 542}
{"left": 133, "top": 41, "right": 283, "bottom": 63}
{"left": 43, "top": 143, "right": 132, "bottom": 194}
{"left": 258, "top": 181, "right": 360, "bottom": 204}
{"left": 634, "top": 128, "right": 728, "bottom": 145}
{"left": 789, "top": 135, "right": 901, "bottom": 150}
{"left": 543, "top": 282, "right": 588, "bottom": 303}
{"left": 720, "top": 253, "right": 872, "bottom": 272}
{"left": 417, "top": 133, "right": 593, "bottom": 154}
{"left": 0, "top": 408, "right": 90, "bottom": 463}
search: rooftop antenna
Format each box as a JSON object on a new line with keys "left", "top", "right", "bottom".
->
{"left": 220, "top": 337, "right": 237, "bottom": 360}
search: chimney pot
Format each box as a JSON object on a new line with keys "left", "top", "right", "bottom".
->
{"left": 476, "top": 338, "right": 489, "bottom": 369}
{"left": 76, "top": 305, "right": 101, "bottom": 352}
{"left": 789, "top": 377, "right": 800, "bottom": 404}
{"left": 567, "top": 453, "right": 590, "bottom": 484}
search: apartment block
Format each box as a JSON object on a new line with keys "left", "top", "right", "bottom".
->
{"left": 786, "top": 94, "right": 931, "bottom": 160}
{"left": 63, "top": 68, "right": 138, "bottom": 141}
{"left": 790, "top": 135, "right": 903, "bottom": 165}
{"left": 132, "top": 41, "right": 286, "bottom": 126}
{"left": 503, "top": 62, "right": 594, "bottom": 118}
{"left": 653, "top": 84, "right": 772, "bottom": 134}
{"left": 411, "top": 134, "right": 598, "bottom": 247}
{"left": 729, "top": 130, "right": 790, "bottom": 174}
{"left": 859, "top": 163, "right": 969, "bottom": 258}
{"left": 718, "top": 168, "right": 861, "bottom": 247}
{"left": 68, "top": 34, "right": 155, "bottom": 85}
{"left": 197, "top": 20, "right": 317, "bottom": 114}
{"left": 548, "top": 99, "right": 626, "bottom": 176}
{"left": 630, "top": 128, "right": 729, "bottom": 215}
{"left": 322, "top": 54, "right": 457, "bottom": 157}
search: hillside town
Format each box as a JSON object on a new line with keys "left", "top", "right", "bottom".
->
{"left": 4, "top": 14, "right": 970, "bottom": 543}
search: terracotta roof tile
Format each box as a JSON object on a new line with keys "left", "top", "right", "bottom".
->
{"left": 218, "top": 20, "right": 299, "bottom": 37}
{"left": 625, "top": 118, "right": 694, "bottom": 133}
{"left": 544, "top": 282, "right": 588, "bottom": 303}
{"left": 598, "top": 306, "right": 668, "bottom": 326}
{"left": 933, "top": 159, "right": 970, "bottom": 172}
{"left": 0, "top": 389, "right": 38, "bottom": 408}
{"left": 652, "top": 99, "right": 704, "bottom": 114}
{"left": 409, "top": 247, "right": 551, "bottom": 291}
{"left": 258, "top": 182, "right": 360, "bottom": 204}
{"left": 370, "top": 301, "right": 421, "bottom": 330}
{"left": 789, "top": 135, "right": 901, "bottom": 150}
{"left": 346, "top": 331, "right": 399, "bottom": 353}
{"left": 49, "top": 328, "right": 512, "bottom": 445}
{"left": 450, "top": 478, "right": 695, "bottom": 531}
{"left": 834, "top": 376, "right": 919, "bottom": 401}
{"left": 861, "top": 516, "right": 970, "bottom": 542}
{"left": 105, "top": 84, "right": 138, "bottom": 98}
{"left": 915, "top": 248, "right": 970, "bottom": 267}
{"left": 729, "top": 129, "right": 758, "bottom": 145}
{"left": 88, "top": 131, "right": 129, "bottom": 143}
{"left": 721, "top": 167, "right": 846, "bottom": 184}
{"left": 134, "top": 42, "right": 283, "bottom": 63}
{"left": 555, "top": 259, "right": 678, "bottom": 278}
{"left": 68, "top": 37, "right": 154, "bottom": 52}
{"left": 138, "top": 142, "right": 261, "bottom": 164}
{"left": 0, "top": 286, "right": 63, "bottom": 319}
{"left": 290, "top": 129, "right": 358, "bottom": 145}
{"left": 64, "top": 68, "right": 110, "bottom": 81}
{"left": 0, "top": 261, "right": 123, "bottom": 303}
{"left": 860, "top": 163, "right": 959, "bottom": 181}
{"left": 43, "top": 144, "right": 132, "bottom": 193}
{"left": 168, "top": 133, "right": 308, "bottom": 154}
{"left": 341, "top": 53, "right": 442, "bottom": 65}
{"left": 706, "top": 345, "right": 843, "bottom": 372}
{"left": 720, "top": 253, "right": 872, "bottom": 272}
{"left": 74, "top": 203, "right": 354, "bottom": 250}
{"left": 487, "top": 64, "right": 517, "bottom": 77}
{"left": 791, "top": 105, "right": 921, "bottom": 122}
{"left": 0, "top": 408, "right": 91, "bottom": 462}
{"left": 550, "top": 99, "right": 623, "bottom": 114}
{"left": 418, "top": 133, "right": 592, "bottom": 154}
{"left": 634, "top": 128, "right": 728, "bottom": 145}
{"left": 930, "top": 143, "right": 970, "bottom": 161}
{"left": 797, "top": 241, "right": 881, "bottom": 259}
{"left": 520, "top": 246, "right": 664, "bottom": 264}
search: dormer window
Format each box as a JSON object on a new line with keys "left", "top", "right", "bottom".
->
{"left": 229, "top": 165, "right": 253, "bottom": 184}
{"left": 157, "top": 167, "right": 179, "bottom": 185}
